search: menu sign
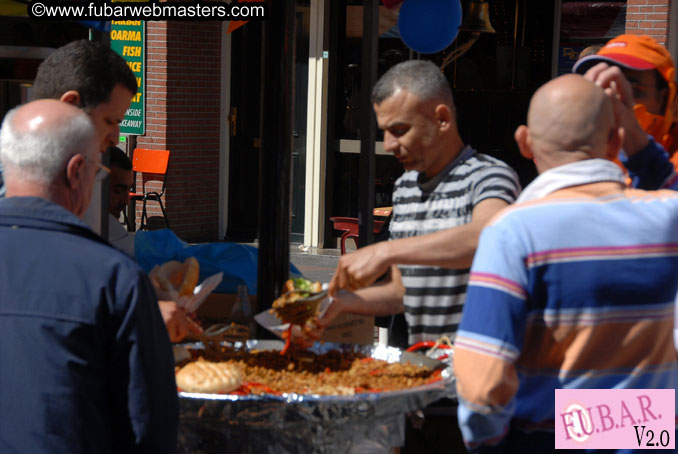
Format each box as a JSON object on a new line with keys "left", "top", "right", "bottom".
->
{"left": 110, "top": 20, "right": 145, "bottom": 135}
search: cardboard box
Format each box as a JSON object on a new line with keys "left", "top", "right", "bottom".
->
{"left": 197, "top": 293, "right": 375, "bottom": 345}
{"left": 196, "top": 292, "right": 248, "bottom": 322}
{"left": 318, "top": 313, "right": 374, "bottom": 345}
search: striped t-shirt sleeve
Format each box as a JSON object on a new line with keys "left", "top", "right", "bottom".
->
{"left": 471, "top": 158, "right": 521, "bottom": 206}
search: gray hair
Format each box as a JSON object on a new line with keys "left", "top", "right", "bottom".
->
{"left": 371, "top": 60, "right": 454, "bottom": 107}
{"left": 0, "top": 106, "right": 96, "bottom": 184}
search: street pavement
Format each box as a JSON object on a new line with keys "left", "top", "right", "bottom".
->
{"left": 290, "top": 244, "right": 341, "bottom": 284}
{"left": 242, "top": 241, "right": 344, "bottom": 284}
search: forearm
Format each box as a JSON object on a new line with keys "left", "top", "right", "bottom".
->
{"left": 329, "top": 199, "right": 510, "bottom": 295}
{"left": 622, "top": 136, "right": 676, "bottom": 190}
{"left": 382, "top": 224, "right": 480, "bottom": 269}
{"left": 455, "top": 347, "right": 516, "bottom": 448}
{"left": 327, "top": 266, "right": 404, "bottom": 320}
{"left": 335, "top": 266, "right": 404, "bottom": 315}
{"left": 385, "top": 198, "right": 511, "bottom": 269}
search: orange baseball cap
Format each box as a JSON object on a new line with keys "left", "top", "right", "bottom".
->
{"left": 573, "top": 34, "right": 675, "bottom": 85}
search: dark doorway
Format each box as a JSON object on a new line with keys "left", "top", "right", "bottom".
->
{"left": 227, "top": 1, "right": 309, "bottom": 243}
{"left": 225, "top": 21, "right": 263, "bottom": 242}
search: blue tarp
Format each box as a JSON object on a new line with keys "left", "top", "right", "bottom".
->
{"left": 135, "top": 229, "right": 302, "bottom": 295}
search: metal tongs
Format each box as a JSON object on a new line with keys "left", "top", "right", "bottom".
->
{"left": 272, "top": 288, "right": 329, "bottom": 326}
{"left": 192, "top": 322, "right": 250, "bottom": 351}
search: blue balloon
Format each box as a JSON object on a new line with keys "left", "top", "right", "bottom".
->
{"left": 398, "top": 0, "right": 462, "bottom": 54}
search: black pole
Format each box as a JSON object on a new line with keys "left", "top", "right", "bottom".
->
{"left": 126, "top": 136, "right": 137, "bottom": 232}
{"left": 257, "top": 0, "right": 295, "bottom": 331}
{"left": 358, "top": 0, "right": 378, "bottom": 247}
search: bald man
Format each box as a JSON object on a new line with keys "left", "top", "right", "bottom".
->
{"left": 454, "top": 75, "right": 678, "bottom": 453}
{"left": 0, "top": 100, "right": 178, "bottom": 453}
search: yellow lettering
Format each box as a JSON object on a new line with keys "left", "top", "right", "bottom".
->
{"left": 136, "top": 77, "right": 141, "bottom": 87}
{"left": 111, "top": 29, "right": 141, "bottom": 42}
{"left": 126, "top": 61, "right": 142, "bottom": 72}
{"left": 131, "top": 93, "right": 142, "bottom": 103}
{"left": 122, "top": 46, "right": 141, "bottom": 57}
{"left": 112, "top": 21, "right": 141, "bottom": 26}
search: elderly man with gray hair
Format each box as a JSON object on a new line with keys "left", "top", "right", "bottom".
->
{"left": 0, "top": 100, "right": 178, "bottom": 453}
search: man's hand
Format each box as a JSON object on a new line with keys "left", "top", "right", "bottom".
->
{"left": 303, "top": 296, "right": 346, "bottom": 342}
{"left": 583, "top": 62, "right": 648, "bottom": 156}
{"left": 308, "top": 269, "right": 405, "bottom": 343}
{"left": 328, "top": 241, "right": 391, "bottom": 296}
{"left": 283, "top": 323, "right": 319, "bottom": 349}
{"left": 329, "top": 198, "right": 510, "bottom": 297}
{"left": 158, "top": 300, "right": 203, "bottom": 343}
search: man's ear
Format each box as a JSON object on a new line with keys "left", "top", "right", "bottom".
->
{"left": 515, "top": 125, "right": 533, "bottom": 159}
{"left": 65, "top": 154, "right": 86, "bottom": 190}
{"left": 606, "top": 126, "right": 624, "bottom": 161}
{"left": 59, "top": 91, "right": 82, "bottom": 107}
{"left": 434, "top": 104, "right": 453, "bottom": 132}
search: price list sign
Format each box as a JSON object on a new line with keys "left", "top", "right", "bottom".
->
{"left": 110, "top": 20, "right": 145, "bottom": 135}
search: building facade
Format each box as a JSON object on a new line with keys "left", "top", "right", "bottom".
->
{"left": 1, "top": 0, "right": 676, "bottom": 245}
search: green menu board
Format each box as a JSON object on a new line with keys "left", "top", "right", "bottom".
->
{"left": 110, "top": 21, "right": 145, "bottom": 135}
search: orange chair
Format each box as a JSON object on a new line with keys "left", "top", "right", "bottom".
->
{"left": 129, "top": 148, "right": 170, "bottom": 230}
{"left": 329, "top": 217, "right": 386, "bottom": 255}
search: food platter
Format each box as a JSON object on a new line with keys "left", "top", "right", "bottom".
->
{"left": 176, "top": 340, "right": 456, "bottom": 454}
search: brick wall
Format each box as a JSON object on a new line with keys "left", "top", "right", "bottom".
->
{"left": 626, "top": 0, "right": 671, "bottom": 45}
{"left": 135, "top": 21, "right": 222, "bottom": 242}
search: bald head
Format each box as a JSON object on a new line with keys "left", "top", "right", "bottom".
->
{"left": 516, "top": 74, "right": 622, "bottom": 172}
{"left": 10, "top": 99, "right": 84, "bottom": 132}
{"left": 0, "top": 99, "right": 98, "bottom": 215}
{"left": 529, "top": 74, "right": 614, "bottom": 152}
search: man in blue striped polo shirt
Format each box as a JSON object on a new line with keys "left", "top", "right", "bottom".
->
{"left": 455, "top": 73, "right": 678, "bottom": 453}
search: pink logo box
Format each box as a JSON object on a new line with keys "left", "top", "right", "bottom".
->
{"left": 555, "top": 389, "right": 675, "bottom": 450}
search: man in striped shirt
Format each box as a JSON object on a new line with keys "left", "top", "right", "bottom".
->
{"left": 455, "top": 74, "right": 678, "bottom": 452}
{"left": 316, "top": 59, "right": 519, "bottom": 452}
{"left": 323, "top": 59, "right": 520, "bottom": 346}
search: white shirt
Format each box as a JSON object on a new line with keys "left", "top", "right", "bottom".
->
{"left": 108, "top": 213, "right": 135, "bottom": 258}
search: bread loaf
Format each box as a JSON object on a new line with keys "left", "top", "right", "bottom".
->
{"left": 153, "top": 257, "right": 200, "bottom": 297}
{"left": 175, "top": 359, "right": 243, "bottom": 394}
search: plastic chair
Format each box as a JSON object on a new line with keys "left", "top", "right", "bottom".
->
{"left": 129, "top": 148, "right": 170, "bottom": 230}
{"left": 329, "top": 217, "right": 385, "bottom": 255}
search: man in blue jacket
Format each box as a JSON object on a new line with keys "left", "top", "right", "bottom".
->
{"left": 0, "top": 99, "right": 178, "bottom": 453}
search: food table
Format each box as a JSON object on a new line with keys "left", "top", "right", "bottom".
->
{"left": 175, "top": 341, "right": 455, "bottom": 454}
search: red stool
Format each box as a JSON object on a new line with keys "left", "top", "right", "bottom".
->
{"left": 329, "top": 217, "right": 385, "bottom": 255}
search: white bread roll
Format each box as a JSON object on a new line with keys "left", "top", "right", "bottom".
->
{"left": 176, "top": 360, "right": 243, "bottom": 394}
